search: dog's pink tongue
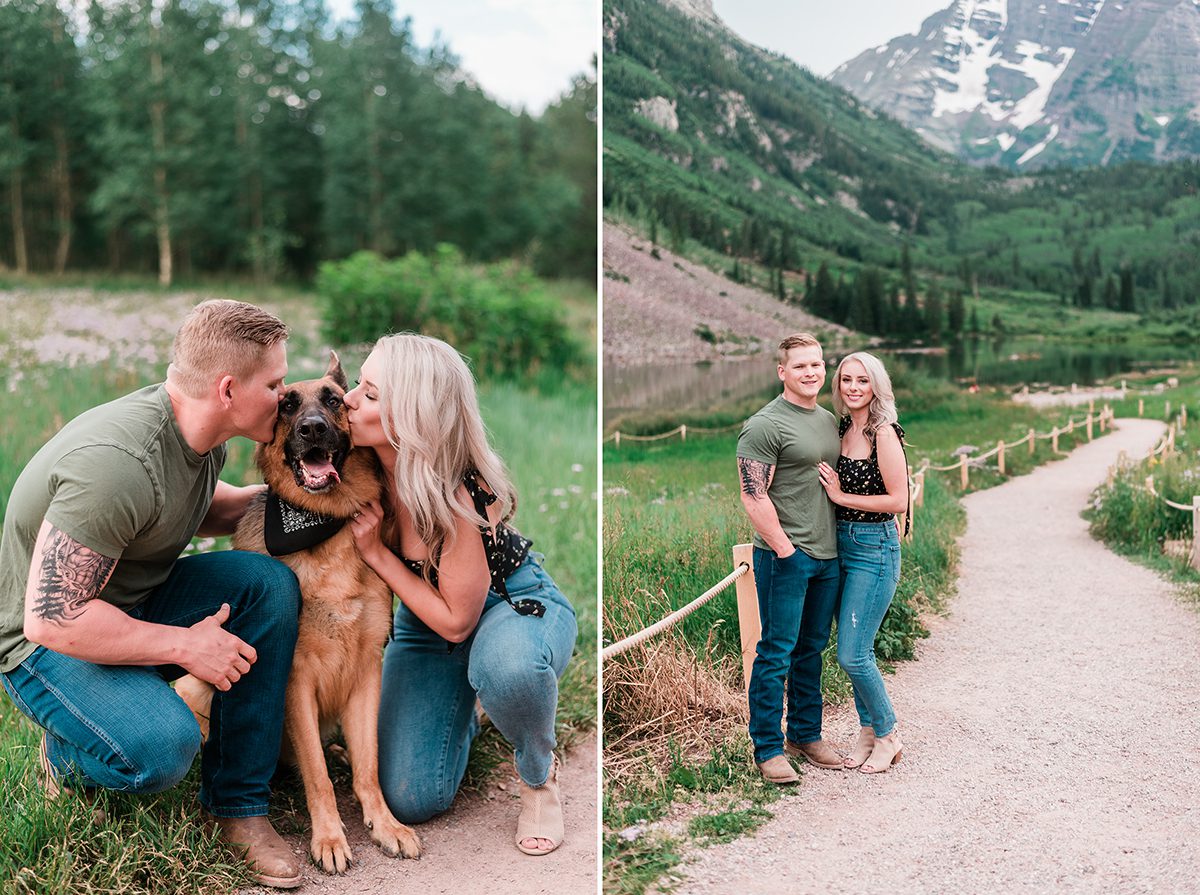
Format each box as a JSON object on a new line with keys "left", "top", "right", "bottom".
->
{"left": 302, "top": 459, "right": 339, "bottom": 487}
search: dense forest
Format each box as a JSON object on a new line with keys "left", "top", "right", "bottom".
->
{"left": 0, "top": 0, "right": 596, "bottom": 284}
{"left": 603, "top": 0, "right": 1200, "bottom": 341}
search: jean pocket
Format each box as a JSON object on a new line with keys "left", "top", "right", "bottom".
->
{"left": 887, "top": 544, "right": 901, "bottom": 586}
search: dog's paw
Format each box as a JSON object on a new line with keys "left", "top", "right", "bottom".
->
{"left": 368, "top": 815, "right": 423, "bottom": 860}
{"left": 310, "top": 829, "right": 353, "bottom": 874}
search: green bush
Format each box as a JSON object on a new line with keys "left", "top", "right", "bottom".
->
{"left": 1089, "top": 458, "right": 1196, "bottom": 555}
{"left": 317, "top": 246, "right": 586, "bottom": 380}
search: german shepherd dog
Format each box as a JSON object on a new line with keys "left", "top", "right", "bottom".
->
{"left": 177, "top": 352, "right": 421, "bottom": 874}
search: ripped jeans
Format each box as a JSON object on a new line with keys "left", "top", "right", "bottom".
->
{"left": 835, "top": 520, "right": 901, "bottom": 737}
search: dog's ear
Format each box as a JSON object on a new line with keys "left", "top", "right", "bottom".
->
{"left": 325, "top": 350, "right": 349, "bottom": 391}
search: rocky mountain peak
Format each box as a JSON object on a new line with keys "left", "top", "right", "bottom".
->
{"left": 831, "top": 0, "right": 1200, "bottom": 169}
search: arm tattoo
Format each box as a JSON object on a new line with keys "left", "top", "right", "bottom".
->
{"left": 31, "top": 526, "right": 117, "bottom": 625}
{"left": 738, "top": 458, "right": 773, "bottom": 498}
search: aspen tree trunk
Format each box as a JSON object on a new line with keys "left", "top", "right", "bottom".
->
{"left": 366, "top": 85, "right": 385, "bottom": 253}
{"left": 9, "top": 117, "right": 28, "bottom": 274}
{"left": 149, "top": 25, "right": 173, "bottom": 286}
{"left": 50, "top": 16, "right": 73, "bottom": 273}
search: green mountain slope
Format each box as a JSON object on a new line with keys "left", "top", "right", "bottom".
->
{"left": 603, "top": 0, "right": 1200, "bottom": 343}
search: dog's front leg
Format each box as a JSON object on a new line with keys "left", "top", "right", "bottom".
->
{"left": 341, "top": 673, "right": 423, "bottom": 859}
{"left": 286, "top": 680, "right": 354, "bottom": 874}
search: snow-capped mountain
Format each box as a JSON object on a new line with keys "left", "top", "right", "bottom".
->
{"left": 831, "top": 0, "right": 1200, "bottom": 169}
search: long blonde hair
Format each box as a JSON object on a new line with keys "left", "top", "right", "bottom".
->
{"left": 372, "top": 333, "right": 517, "bottom": 576}
{"left": 831, "top": 351, "right": 898, "bottom": 440}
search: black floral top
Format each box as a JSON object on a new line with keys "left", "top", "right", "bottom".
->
{"left": 397, "top": 469, "right": 533, "bottom": 604}
{"left": 835, "top": 418, "right": 908, "bottom": 531}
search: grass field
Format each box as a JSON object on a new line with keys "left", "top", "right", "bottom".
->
{"left": 0, "top": 283, "right": 597, "bottom": 894}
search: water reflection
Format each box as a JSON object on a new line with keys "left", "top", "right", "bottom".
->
{"left": 604, "top": 339, "right": 1200, "bottom": 420}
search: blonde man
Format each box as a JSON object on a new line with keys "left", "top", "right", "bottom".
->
{"left": 737, "top": 333, "right": 843, "bottom": 784}
{"left": 0, "top": 300, "right": 303, "bottom": 888}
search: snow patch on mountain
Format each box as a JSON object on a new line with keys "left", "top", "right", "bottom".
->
{"left": 1017, "top": 122, "right": 1058, "bottom": 164}
{"left": 929, "top": 0, "right": 1073, "bottom": 134}
{"left": 930, "top": 0, "right": 1009, "bottom": 118}
{"left": 1005, "top": 42, "right": 1074, "bottom": 129}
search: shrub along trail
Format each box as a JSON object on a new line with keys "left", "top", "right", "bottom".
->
{"left": 676, "top": 418, "right": 1200, "bottom": 894}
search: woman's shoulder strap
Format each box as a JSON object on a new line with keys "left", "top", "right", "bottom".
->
{"left": 462, "top": 467, "right": 496, "bottom": 517}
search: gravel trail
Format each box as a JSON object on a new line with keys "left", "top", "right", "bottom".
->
{"left": 676, "top": 419, "right": 1200, "bottom": 895}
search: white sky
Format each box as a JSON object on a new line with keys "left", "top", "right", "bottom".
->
{"left": 713, "top": 0, "right": 950, "bottom": 77}
{"left": 328, "top": 0, "right": 597, "bottom": 114}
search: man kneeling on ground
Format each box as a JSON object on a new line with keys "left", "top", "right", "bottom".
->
{"left": 0, "top": 300, "right": 304, "bottom": 889}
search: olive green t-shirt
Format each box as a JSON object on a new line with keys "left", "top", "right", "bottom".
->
{"left": 737, "top": 395, "right": 840, "bottom": 559}
{"left": 0, "top": 384, "right": 225, "bottom": 672}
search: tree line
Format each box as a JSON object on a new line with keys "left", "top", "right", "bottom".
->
{"left": 0, "top": 0, "right": 596, "bottom": 284}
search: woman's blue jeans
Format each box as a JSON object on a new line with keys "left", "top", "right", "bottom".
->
{"left": 377, "top": 552, "right": 577, "bottom": 824}
{"left": 0, "top": 551, "right": 300, "bottom": 817}
{"left": 748, "top": 546, "right": 840, "bottom": 764}
{"left": 836, "top": 521, "right": 901, "bottom": 737}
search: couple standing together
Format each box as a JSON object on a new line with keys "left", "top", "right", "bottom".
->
{"left": 738, "top": 333, "right": 908, "bottom": 783}
{"left": 0, "top": 300, "right": 575, "bottom": 888}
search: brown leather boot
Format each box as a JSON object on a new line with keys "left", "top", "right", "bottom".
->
{"left": 210, "top": 814, "right": 303, "bottom": 889}
{"left": 784, "top": 738, "right": 844, "bottom": 770}
{"left": 755, "top": 754, "right": 800, "bottom": 784}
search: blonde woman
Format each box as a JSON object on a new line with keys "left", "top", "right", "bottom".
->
{"left": 342, "top": 333, "right": 577, "bottom": 855}
{"left": 817, "top": 352, "right": 908, "bottom": 774}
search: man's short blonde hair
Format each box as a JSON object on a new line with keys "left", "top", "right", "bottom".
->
{"left": 777, "top": 332, "right": 822, "bottom": 365}
{"left": 170, "top": 300, "right": 288, "bottom": 398}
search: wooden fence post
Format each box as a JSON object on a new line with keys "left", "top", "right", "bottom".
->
{"left": 1182, "top": 405, "right": 1188, "bottom": 431}
{"left": 1166, "top": 400, "right": 1171, "bottom": 421}
{"left": 1192, "top": 498, "right": 1200, "bottom": 573}
{"left": 914, "top": 468, "right": 926, "bottom": 508}
{"left": 1027, "top": 428, "right": 1035, "bottom": 456}
{"left": 1139, "top": 398, "right": 1144, "bottom": 417}
{"left": 1087, "top": 412, "right": 1094, "bottom": 441}
{"left": 1168, "top": 423, "right": 1176, "bottom": 455}
{"left": 733, "top": 544, "right": 759, "bottom": 693}
{"left": 1052, "top": 426, "right": 1059, "bottom": 453}
{"left": 1106, "top": 465, "right": 1114, "bottom": 488}
{"left": 680, "top": 424, "right": 687, "bottom": 442}
{"left": 1067, "top": 419, "right": 1075, "bottom": 435}
{"left": 1122, "top": 379, "right": 1128, "bottom": 397}
{"left": 997, "top": 440, "right": 1006, "bottom": 475}
{"left": 614, "top": 431, "right": 621, "bottom": 449}
{"left": 959, "top": 454, "right": 969, "bottom": 490}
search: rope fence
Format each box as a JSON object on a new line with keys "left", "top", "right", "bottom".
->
{"left": 605, "top": 384, "right": 1183, "bottom": 448}
{"left": 602, "top": 562, "right": 750, "bottom": 660}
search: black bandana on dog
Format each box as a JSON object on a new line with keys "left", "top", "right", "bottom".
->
{"left": 263, "top": 490, "right": 347, "bottom": 557}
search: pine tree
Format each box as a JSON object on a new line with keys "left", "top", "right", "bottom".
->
{"left": 1119, "top": 267, "right": 1135, "bottom": 313}
{"left": 923, "top": 283, "right": 943, "bottom": 340}
{"left": 947, "top": 291, "right": 966, "bottom": 335}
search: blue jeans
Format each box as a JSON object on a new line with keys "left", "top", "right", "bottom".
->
{"left": 836, "top": 521, "right": 901, "bottom": 737}
{"left": 377, "top": 552, "right": 577, "bottom": 824}
{"left": 748, "top": 545, "right": 840, "bottom": 764}
{"left": 1, "top": 551, "right": 300, "bottom": 817}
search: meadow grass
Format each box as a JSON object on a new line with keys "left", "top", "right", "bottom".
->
{"left": 0, "top": 303, "right": 597, "bottom": 893}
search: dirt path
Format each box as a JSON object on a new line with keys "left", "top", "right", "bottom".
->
{"left": 675, "top": 419, "right": 1200, "bottom": 894}
{"left": 243, "top": 733, "right": 597, "bottom": 895}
